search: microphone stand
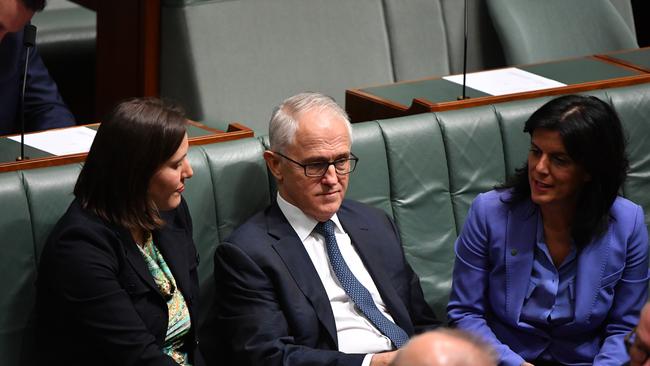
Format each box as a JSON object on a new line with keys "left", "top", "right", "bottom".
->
{"left": 457, "top": 0, "right": 470, "bottom": 101}
{"left": 17, "top": 24, "right": 37, "bottom": 161}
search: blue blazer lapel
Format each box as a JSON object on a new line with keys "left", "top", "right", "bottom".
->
{"left": 266, "top": 205, "right": 338, "bottom": 347}
{"left": 572, "top": 229, "right": 611, "bottom": 325}
{"left": 505, "top": 200, "right": 538, "bottom": 321}
{"left": 338, "top": 207, "right": 414, "bottom": 335}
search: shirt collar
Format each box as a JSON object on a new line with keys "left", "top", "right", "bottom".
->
{"left": 276, "top": 192, "right": 344, "bottom": 241}
{"left": 535, "top": 212, "right": 577, "bottom": 267}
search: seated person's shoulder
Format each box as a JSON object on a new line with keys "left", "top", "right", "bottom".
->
{"left": 338, "top": 198, "right": 389, "bottom": 220}
{"left": 611, "top": 195, "right": 642, "bottom": 215}
{"left": 223, "top": 208, "right": 272, "bottom": 246}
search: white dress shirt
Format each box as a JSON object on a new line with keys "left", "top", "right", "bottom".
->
{"left": 277, "top": 194, "right": 394, "bottom": 365}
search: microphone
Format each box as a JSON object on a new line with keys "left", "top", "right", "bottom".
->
{"left": 17, "top": 24, "right": 37, "bottom": 161}
{"left": 457, "top": 0, "right": 470, "bottom": 101}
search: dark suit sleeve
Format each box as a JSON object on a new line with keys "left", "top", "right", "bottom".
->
{"left": 214, "top": 242, "right": 365, "bottom": 366}
{"left": 24, "top": 46, "right": 75, "bottom": 132}
{"left": 40, "top": 222, "right": 177, "bottom": 366}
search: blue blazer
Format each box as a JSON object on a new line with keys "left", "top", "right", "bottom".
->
{"left": 0, "top": 28, "right": 74, "bottom": 135}
{"left": 213, "top": 199, "right": 439, "bottom": 366}
{"left": 448, "top": 190, "right": 649, "bottom": 366}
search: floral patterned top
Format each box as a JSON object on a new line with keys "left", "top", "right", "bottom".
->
{"left": 138, "top": 233, "right": 193, "bottom": 366}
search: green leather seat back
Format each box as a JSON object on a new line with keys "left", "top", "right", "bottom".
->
{"left": 436, "top": 106, "right": 506, "bottom": 232}
{"left": 182, "top": 147, "right": 220, "bottom": 330}
{"left": 193, "top": 137, "right": 271, "bottom": 360}
{"left": 382, "top": 0, "right": 452, "bottom": 79}
{"left": 347, "top": 122, "right": 394, "bottom": 218}
{"left": 0, "top": 164, "right": 80, "bottom": 366}
{"left": 608, "top": 84, "right": 650, "bottom": 226}
{"left": 378, "top": 114, "right": 456, "bottom": 319}
{"left": 160, "top": 0, "right": 395, "bottom": 134}
{"left": 22, "top": 165, "right": 80, "bottom": 258}
{"left": 487, "top": 0, "right": 638, "bottom": 65}
{"left": 0, "top": 172, "right": 38, "bottom": 366}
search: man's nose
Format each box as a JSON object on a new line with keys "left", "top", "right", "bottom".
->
{"left": 321, "top": 164, "right": 338, "bottom": 184}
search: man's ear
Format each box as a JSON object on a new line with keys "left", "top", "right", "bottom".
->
{"left": 264, "top": 150, "right": 283, "bottom": 183}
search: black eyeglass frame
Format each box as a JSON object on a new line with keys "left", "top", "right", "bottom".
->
{"left": 273, "top": 151, "right": 359, "bottom": 177}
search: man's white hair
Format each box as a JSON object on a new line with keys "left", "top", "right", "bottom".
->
{"left": 268, "top": 92, "right": 353, "bottom": 153}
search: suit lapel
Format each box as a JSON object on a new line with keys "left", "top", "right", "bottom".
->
{"left": 118, "top": 227, "right": 159, "bottom": 293}
{"left": 267, "top": 204, "right": 338, "bottom": 347}
{"left": 338, "top": 206, "right": 414, "bottom": 335}
{"left": 505, "top": 199, "right": 538, "bottom": 321}
{"left": 571, "top": 229, "right": 611, "bottom": 325}
{"left": 155, "top": 220, "right": 192, "bottom": 302}
{"left": 118, "top": 210, "right": 192, "bottom": 301}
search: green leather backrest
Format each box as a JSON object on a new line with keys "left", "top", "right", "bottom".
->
{"left": 381, "top": 0, "right": 452, "bottom": 79}
{"left": 609, "top": 84, "right": 650, "bottom": 225}
{"left": 378, "top": 114, "right": 456, "bottom": 318}
{"left": 3, "top": 83, "right": 650, "bottom": 364}
{"left": 346, "top": 122, "right": 394, "bottom": 217}
{"left": 487, "top": 0, "right": 638, "bottom": 65}
{"left": 0, "top": 172, "right": 38, "bottom": 366}
{"left": 437, "top": 105, "right": 506, "bottom": 232}
{"left": 0, "top": 164, "right": 80, "bottom": 366}
{"left": 160, "top": 0, "right": 395, "bottom": 134}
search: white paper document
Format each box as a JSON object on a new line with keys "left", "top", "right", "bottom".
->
{"left": 9, "top": 126, "right": 97, "bottom": 156}
{"left": 443, "top": 67, "right": 566, "bottom": 96}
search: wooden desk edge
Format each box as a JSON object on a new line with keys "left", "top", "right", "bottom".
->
{"left": 594, "top": 54, "right": 650, "bottom": 74}
{"left": 0, "top": 123, "right": 255, "bottom": 173}
{"left": 188, "top": 122, "right": 254, "bottom": 146}
{"left": 346, "top": 89, "right": 410, "bottom": 122}
{"left": 347, "top": 72, "right": 650, "bottom": 122}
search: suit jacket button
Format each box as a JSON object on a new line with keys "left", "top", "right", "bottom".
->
{"left": 510, "top": 249, "right": 518, "bottom": 256}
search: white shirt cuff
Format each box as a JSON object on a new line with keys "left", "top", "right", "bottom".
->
{"left": 362, "top": 353, "right": 374, "bottom": 366}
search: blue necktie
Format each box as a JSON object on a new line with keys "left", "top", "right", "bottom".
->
{"left": 315, "top": 220, "right": 409, "bottom": 348}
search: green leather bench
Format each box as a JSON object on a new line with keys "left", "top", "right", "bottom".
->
{"left": 159, "top": 0, "right": 636, "bottom": 134}
{"left": 2, "top": 83, "right": 650, "bottom": 365}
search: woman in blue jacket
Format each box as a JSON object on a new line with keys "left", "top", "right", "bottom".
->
{"left": 448, "top": 95, "right": 649, "bottom": 366}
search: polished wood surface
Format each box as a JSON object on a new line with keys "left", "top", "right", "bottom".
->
{"left": 346, "top": 54, "right": 650, "bottom": 123}
{"left": 595, "top": 47, "right": 650, "bottom": 73}
{"left": 69, "top": 0, "right": 161, "bottom": 118}
{"left": 0, "top": 122, "right": 254, "bottom": 173}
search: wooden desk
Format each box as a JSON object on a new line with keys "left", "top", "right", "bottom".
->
{"left": 595, "top": 47, "right": 650, "bottom": 74}
{"left": 346, "top": 55, "right": 650, "bottom": 123}
{"left": 0, "top": 121, "right": 253, "bottom": 173}
{"left": 69, "top": 0, "right": 161, "bottom": 118}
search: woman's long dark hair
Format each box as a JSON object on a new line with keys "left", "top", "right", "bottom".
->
{"left": 499, "top": 95, "right": 628, "bottom": 246}
{"left": 74, "top": 98, "right": 187, "bottom": 232}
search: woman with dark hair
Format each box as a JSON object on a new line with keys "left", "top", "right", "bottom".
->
{"left": 448, "top": 95, "right": 649, "bottom": 366}
{"left": 36, "top": 98, "right": 204, "bottom": 366}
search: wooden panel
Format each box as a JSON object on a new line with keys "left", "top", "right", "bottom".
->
{"left": 69, "top": 0, "right": 161, "bottom": 118}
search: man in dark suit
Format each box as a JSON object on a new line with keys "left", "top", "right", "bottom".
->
{"left": 0, "top": 0, "right": 74, "bottom": 135}
{"left": 214, "top": 92, "right": 439, "bottom": 366}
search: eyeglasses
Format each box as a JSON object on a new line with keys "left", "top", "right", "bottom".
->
{"left": 273, "top": 151, "right": 359, "bottom": 177}
{"left": 626, "top": 327, "right": 650, "bottom": 364}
